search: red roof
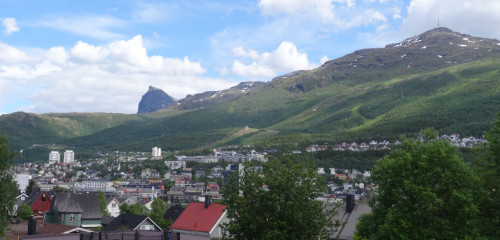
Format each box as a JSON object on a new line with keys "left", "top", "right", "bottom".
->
{"left": 170, "top": 202, "right": 226, "bottom": 233}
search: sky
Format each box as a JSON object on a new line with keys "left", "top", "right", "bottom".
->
{"left": 1, "top": 0, "right": 500, "bottom": 114}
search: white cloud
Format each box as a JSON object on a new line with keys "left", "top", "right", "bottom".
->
{"left": 400, "top": 0, "right": 500, "bottom": 40}
{"left": 133, "top": 2, "right": 176, "bottom": 22}
{"left": 230, "top": 41, "right": 317, "bottom": 77}
{"left": 71, "top": 41, "right": 103, "bottom": 62}
{"left": 108, "top": 35, "right": 205, "bottom": 75}
{"left": 2, "top": 18, "right": 20, "bottom": 35}
{"left": 391, "top": 7, "right": 402, "bottom": 19}
{"left": 320, "top": 56, "right": 329, "bottom": 65}
{"left": 259, "top": 0, "right": 336, "bottom": 22}
{"left": 0, "top": 42, "right": 31, "bottom": 64}
{"left": 232, "top": 46, "right": 260, "bottom": 60}
{"left": 0, "top": 37, "right": 233, "bottom": 113}
{"left": 47, "top": 47, "right": 68, "bottom": 66}
{"left": 38, "top": 15, "right": 125, "bottom": 40}
{"left": 258, "top": 0, "right": 387, "bottom": 29}
{"left": 232, "top": 60, "right": 275, "bottom": 77}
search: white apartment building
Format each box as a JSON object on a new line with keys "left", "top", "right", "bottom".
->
{"left": 152, "top": 147, "right": 162, "bottom": 159}
{"left": 164, "top": 160, "right": 186, "bottom": 170}
{"left": 80, "top": 179, "right": 113, "bottom": 190}
{"left": 63, "top": 150, "right": 75, "bottom": 163}
{"left": 49, "top": 151, "right": 60, "bottom": 164}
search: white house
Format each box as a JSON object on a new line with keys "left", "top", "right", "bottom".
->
{"left": 106, "top": 198, "right": 122, "bottom": 217}
{"left": 171, "top": 200, "right": 228, "bottom": 239}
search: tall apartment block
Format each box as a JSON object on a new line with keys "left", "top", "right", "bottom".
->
{"left": 152, "top": 147, "right": 162, "bottom": 159}
{"left": 64, "top": 150, "right": 75, "bottom": 163}
{"left": 49, "top": 151, "right": 60, "bottom": 164}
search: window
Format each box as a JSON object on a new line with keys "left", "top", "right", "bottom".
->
{"left": 140, "top": 224, "right": 154, "bottom": 230}
{"left": 112, "top": 203, "right": 117, "bottom": 208}
{"left": 70, "top": 214, "right": 75, "bottom": 222}
{"left": 41, "top": 194, "right": 46, "bottom": 201}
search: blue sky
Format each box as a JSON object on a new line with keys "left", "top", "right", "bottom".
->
{"left": 1, "top": 0, "right": 499, "bottom": 114}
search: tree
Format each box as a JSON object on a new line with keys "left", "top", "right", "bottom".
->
{"left": 52, "top": 185, "right": 70, "bottom": 192}
{"left": 149, "top": 198, "right": 168, "bottom": 229}
{"left": 25, "top": 179, "right": 39, "bottom": 195}
{"left": 222, "top": 156, "right": 339, "bottom": 240}
{"left": 17, "top": 204, "right": 33, "bottom": 220}
{"left": 97, "top": 190, "right": 110, "bottom": 217}
{"left": 120, "top": 203, "right": 148, "bottom": 216}
{"left": 473, "top": 112, "right": 500, "bottom": 238}
{"left": 356, "top": 130, "right": 481, "bottom": 239}
{"left": 0, "top": 135, "right": 19, "bottom": 238}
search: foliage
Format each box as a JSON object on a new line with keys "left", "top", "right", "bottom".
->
{"left": 17, "top": 204, "right": 33, "bottom": 220}
{"left": 356, "top": 129, "right": 482, "bottom": 239}
{"left": 0, "top": 135, "right": 18, "bottom": 238}
{"left": 222, "top": 156, "right": 339, "bottom": 239}
{"left": 473, "top": 111, "right": 500, "bottom": 238}
{"left": 149, "top": 198, "right": 168, "bottom": 230}
{"left": 52, "top": 185, "right": 70, "bottom": 192}
{"left": 25, "top": 179, "right": 39, "bottom": 195}
{"left": 97, "top": 191, "right": 110, "bottom": 217}
{"left": 120, "top": 203, "right": 148, "bottom": 216}
{"left": 2, "top": 52, "right": 500, "bottom": 153}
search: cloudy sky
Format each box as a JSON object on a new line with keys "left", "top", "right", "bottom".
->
{"left": 1, "top": 0, "right": 499, "bottom": 114}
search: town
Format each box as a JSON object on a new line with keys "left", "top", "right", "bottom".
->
{"left": 5, "top": 133, "right": 486, "bottom": 240}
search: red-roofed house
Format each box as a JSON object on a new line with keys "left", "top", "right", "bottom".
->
{"left": 170, "top": 198, "right": 228, "bottom": 240}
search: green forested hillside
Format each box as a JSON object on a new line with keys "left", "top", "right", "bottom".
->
{"left": 1, "top": 28, "right": 500, "bottom": 155}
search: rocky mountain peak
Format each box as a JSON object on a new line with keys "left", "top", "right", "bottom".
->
{"left": 137, "top": 86, "right": 176, "bottom": 114}
{"left": 148, "top": 86, "right": 161, "bottom": 91}
{"left": 385, "top": 27, "right": 500, "bottom": 49}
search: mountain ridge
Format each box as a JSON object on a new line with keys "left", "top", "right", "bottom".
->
{"left": 2, "top": 27, "right": 500, "bottom": 157}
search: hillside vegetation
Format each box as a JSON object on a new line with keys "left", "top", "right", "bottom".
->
{"left": 1, "top": 28, "right": 500, "bottom": 155}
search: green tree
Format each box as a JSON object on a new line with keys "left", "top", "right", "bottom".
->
{"left": 149, "top": 198, "right": 168, "bottom": 229}
{"left": 52, "top": 185, "right": 70, "bottom": 192}
{"left": 120, "top": 203, "right": 148, "bottom": 216}
{"left": 97, "top": 190, "right": 110, "bottom": 217}
{"left": 473, "top": 112, "right": 500, "bottom": 238}
{"left": 17, "top": 204, "right": 33, "bottom": 220}
{"left": 356, "top": 130, "right": 482, "bottom": 239}
{"left": 0, "top": 135, "right": 18, "bottom": 238}
{"left": 222, "top": 156, "right": 339, "bottom": 240}
{"left": 25, "top": 179, "right": 39, "bottom": 195}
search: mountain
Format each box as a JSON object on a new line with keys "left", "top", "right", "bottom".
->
{"left": 2, "top": 27, "right": 500, "bottom": 158}
{"left": 137, "top": 86, "right": 176, "bottom": 114}
{"left": 177, "top": 81, "right": 268, "bottom": 109}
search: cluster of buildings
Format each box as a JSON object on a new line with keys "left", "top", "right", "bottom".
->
{"left": 7, "top": 190, "right": 228, "bottom": 240}
{"left": 305, "top": 133, "right": 486, "bottom": 153}
{"left": 7, "top": 144, "right": 378, "bottom": 240}
{"left": 306, "top": 140, "right": 392, "bottom": 152}
{"left": 439, "top": 133, "right": 487, "bottom": 148}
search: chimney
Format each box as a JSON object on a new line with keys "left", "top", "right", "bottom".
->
{"left": 27, "top": 216, "right": 36, "bottom": 235}
{"left": 204, "top": 195, "right": 211, "bottom": 209}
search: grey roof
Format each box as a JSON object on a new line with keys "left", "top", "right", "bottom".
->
{"left": 102, "top": 213, "right": 160, "bottom": 231}
{"left": 50, "top": 193, "right": 103, "bottom": 219}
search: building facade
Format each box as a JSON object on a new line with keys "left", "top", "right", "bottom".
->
{"left": 49, "top": 151, "right": 60, "bottom": 164}
{"left": 63, "top": 150, "right": 75, "bottom": 163}
{"left": 152, "top": 147, "right": 162, "bottom": 159}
